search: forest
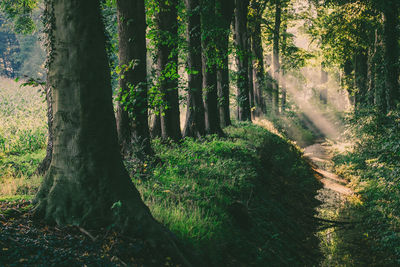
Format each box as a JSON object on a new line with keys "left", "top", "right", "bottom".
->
{"left": 0, "top": 0, "right": 399, "bottom": 266}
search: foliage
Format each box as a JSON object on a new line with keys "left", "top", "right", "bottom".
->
{"left": 328, "top": 110, "right": 400, "bottom": 265}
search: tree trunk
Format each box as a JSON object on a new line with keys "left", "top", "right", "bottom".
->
{"left": 354, "top": 50, "right": 368, "bottom": 110}
{"left": 151, "top": 112, "right": 162, "bottom": 138}
{"left": 183, "top": 0, "right": 206, "bottom": 138}
{"left": 383, "top": 1, "right": 400, "bottom": 111}
{"left": 251, "top": 18, "right": 266, "bottom": 116}
{"left": 33, "top": 1, "right": 190, "bottom": 264}
{"left": 234, "top": 0, "right": 251, "bottom": 121}
{"left": 37, "top": 84, "right": 53, "bottom": 175}
{"left": 272, "top": 0, "right": 281, "bottom": 115}
{"left": 216, "top": 0, "right": 234, "bottom": 127}
{"left": 155, "top": 0, "right": 182, "bottom": 141}
{"left": 116, "top": 0, "right": 152, "bottom": 157}
{"left": 216, "top": 38, "right": 231, "bottom": 127}
{"left": 248, "top": 37, "right": 255, "bottom": 119}
{"left": 281, "top": 19, "right": 288, "bottom": 112}
{"left": 373, "top": 29, "right": 387, "bottom": 113}
{"left": 201, "top": 0, "right": 224, "bottom": 135}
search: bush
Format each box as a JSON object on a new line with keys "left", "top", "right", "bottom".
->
{"left": 330, "top": 110, "right": 400, "bottom": 265}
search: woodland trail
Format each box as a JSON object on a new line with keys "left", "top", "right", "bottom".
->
{"left": 304, "top": 140, "right": 353, "bottom": 196}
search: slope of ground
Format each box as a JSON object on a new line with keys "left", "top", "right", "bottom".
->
{"left": 1, "top": 122, "right": 323, "bottom": 266}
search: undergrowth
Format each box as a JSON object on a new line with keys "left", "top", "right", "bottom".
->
{"left": 130, "top": 123, "right": 322, "bottom": 266}
{"left": 327, "top": 110, "right": 400, "bottom": 265}
{"left": 0, "top": 77, "right": 46, "bottom": 195}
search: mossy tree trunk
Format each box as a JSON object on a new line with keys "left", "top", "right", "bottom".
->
{"left": 116, "top": 0, "right": 152, "bottom": 157}
{"left": 34, "top": 4, "right": 191, "bottom": 264}
{"left": 36, "top": 84, "right": 53, "bottom": 175}
{"left": 183, "top": 0, "right": 206, "bottom": 138}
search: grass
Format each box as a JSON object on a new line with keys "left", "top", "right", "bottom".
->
{"left": 0, "top": 77, "right": 46, "bottom": 195}
{"left": 129, "top": 123, "right": 322, "bottom": 265}
{"left": 0, "top": 77, "right": 47, "bottom": 155}
{"left": 1, "top": 76, "right": 323, "bottom": 265}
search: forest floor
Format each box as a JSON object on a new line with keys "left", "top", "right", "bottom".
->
{"left": 304, "top": 139, "right": 358, "bottom": 266}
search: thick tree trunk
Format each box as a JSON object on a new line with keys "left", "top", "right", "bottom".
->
{"left": 183, "top": 0, "right": 206, "bottom": 138}
{"left": 34, "top": 0, "right": 152, "bottom": 229}
{"left": 36, "top": 84, "right": 53, "bottom": 175}
{"left": 251, "top": 19, "right": 266, "bottom": 116}
{"left": 33, "top": 1, "right": 190, "bottom": 264}
{"left": 383, "top": 1, "right": 400, "bottom": 111}
{"left": 116, "top": 0, "right": 152, "bottom": 157}
{"left": 234, "top": 0, "right": 251, "bottom": 121}
{"left": 216, "top": 0, "right": 234, "bottom": 128}
{"left": 272, "top": 0, "right": 281, "bottom": 115}
{"left": 201, "top": 0, "right": 224, "bottom": 135}
{"left": 155, "top": 0, "right": 182, "bottom": 141}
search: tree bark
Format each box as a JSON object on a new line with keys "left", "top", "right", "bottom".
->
{"left": 248, "top": 37, "right": 255, "bottom": 119}
{"left": 155, "top": 0, "right": 182, "bottom": 141}
{"left": 33, "top": 1, "right": 191, "bottom": 264}
{"left": 116, "top": 0, "right": 152, "bottom": 157}
{"left": 272, "top": 0, "right": 281, "bottom": 115}
{"left": 201, "top": 0, "right": 224, "bottom": 135}
{"left": 373, "top": 29, "right": 387, "bottom": 113}
{"left": 216, "top": 0, "right": 234, "bottom": 128}
{"left": 36, "top": 84, "right": 53, "bottom": 175}
{"left": 383, "top": 1, "right": 400, "bottom": 111}
{"left": 183, "top": 0, "right": 206, "bottom": 138}
{"left": 250, "top": 16, "right": 266, "bottom": 116}
{"left": 234, "top": 0, "right": 251, "bottom": 121}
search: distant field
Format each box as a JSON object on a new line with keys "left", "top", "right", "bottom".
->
{"left": 0, "top": 77, "right": 46, "bottom": 195}
{"left": 0, "top": 77, "right": 47, "bottom": 154}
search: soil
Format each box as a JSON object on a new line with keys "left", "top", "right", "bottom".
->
{"left": 0, "top": 200, "right": 175, "bottom": 267}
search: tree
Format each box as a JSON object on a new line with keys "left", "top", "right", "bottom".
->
{"left": 154, "top": 0, "right": 182, "bottom": 141}
{"left": 248, "top": 0, "right": 267, "bottom": 116}
{"left": 183, "top": 0, "right": 206, "bottom": 138}
{"left": 234, "top": 0, "right": 251, "bottom": 121}
{"left": 215, "top": 0, "right": 234, "bottom": 127}
{"left": 272, "top": 0, "right": 282, "bottom": 114}
{"left": 201, "top": 0, "right": 224, "bottom": 135}
{"left": 34, "top": 0, "right": 191, "bottom": 264}
{"left": 115, "top": 0, "right": 152, "bottom": 157}
{"left": 0, "top": 15, "right": 21, "bottom": 77}
{"left": 382, "top": 0, "right": 399, "bottom": 110}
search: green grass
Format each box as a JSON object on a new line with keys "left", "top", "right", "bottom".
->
{"left": 132, "top": 123, "right": 322, "bottom": 265}
{"left": 0, "top": 77, "right": 323, "bottom": 265}
{"left": 0, "top": 77, "right": 47, "bottom": 155}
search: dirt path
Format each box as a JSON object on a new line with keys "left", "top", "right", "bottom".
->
{"left": 304, "top": 140, "right": 353, "bottom": 196}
